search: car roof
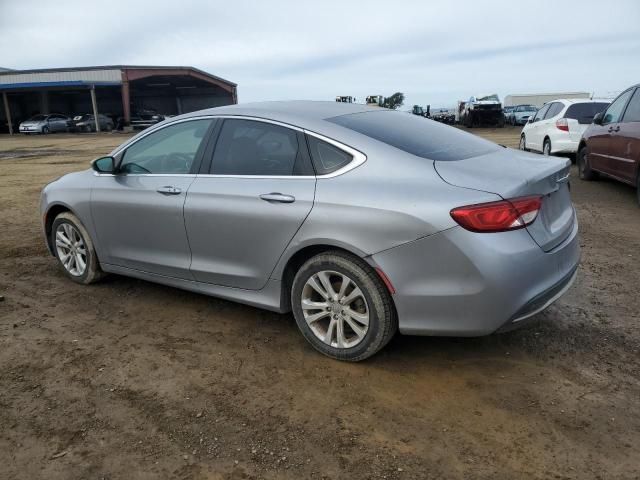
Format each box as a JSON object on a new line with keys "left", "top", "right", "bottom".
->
{"left": 182, "top": 100, "right": 381, "bottom": 125}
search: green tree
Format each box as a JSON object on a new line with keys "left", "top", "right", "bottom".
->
{"left": 383, "top": 92, "right": 405, "bottom": 110}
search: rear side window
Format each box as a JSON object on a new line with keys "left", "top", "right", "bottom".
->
{"left": 544, "top": 102, "right": 563, "bottom": 119}
{"left": 327, "top": 110, "right": 499, "bottom": 161}
{"left": 564, "top": 102, "right": 609, "bottom": 124}
{"left": 306, "top": 136, "right": 353, "bottom": 174}
{"left": 212, "top": 119, "right": 311, "bottom": 176}
{"left": 622, "top": 89, "right": 640, "bottom": 123}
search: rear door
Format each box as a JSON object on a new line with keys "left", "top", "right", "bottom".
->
{"left": 184, "top": 118, "right": 316, "bottom": 290}
{"left": 49, "top": 114, "right": 68, "bottom": 132}
{"left": 91, "top": 118, "right": 215, "bottom": 278}
{"left": 590, "top": 88, "right": 634, "bottom": 175}
{"left": 526, "top": 103, "right": 550, "bottom": 150}
{"left": 609, "top": 87, "right": 640, "bottom": 183}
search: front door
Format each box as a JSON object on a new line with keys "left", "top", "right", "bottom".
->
{"left": 185, "top": 118, "right": 316, "bottom": 290}
{"left": 527, "top": 103, "right": 550, "bottom": 150}
{"left": 609, "top": 88, "right": 640, "bottom": 183}
{"left": 590, "top": 88, "right": 634, "bottom": 175}
{"left": 91, "top": 118, "right": 215, "bottom": 278}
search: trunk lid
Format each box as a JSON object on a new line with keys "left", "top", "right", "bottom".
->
{"left": 434, "top": 148, "right": 575, "bottom": 252}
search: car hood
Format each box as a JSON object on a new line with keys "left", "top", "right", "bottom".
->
{"left": 21, "top": 121, "right": 44, "bottom": 127}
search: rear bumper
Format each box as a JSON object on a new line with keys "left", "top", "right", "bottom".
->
{"left": 551, "top": 137, "right": 579, "bottom": 154}
{"left": 371, "top": 219, "right": 580, "bottom": 336}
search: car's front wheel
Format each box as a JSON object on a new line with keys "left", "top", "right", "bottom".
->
{"left": 291, "top": 251, "right": 397, "bottom": 361}
{"left": 51, "top": 212, "right": 104, "bottom": 284}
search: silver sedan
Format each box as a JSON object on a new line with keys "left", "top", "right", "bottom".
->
{"left": 40, "top": 101, "right": 580, "bottom": 361}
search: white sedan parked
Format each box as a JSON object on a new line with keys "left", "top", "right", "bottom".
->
{"left": 519, "top": 99, "right": 609, "bottom": 156}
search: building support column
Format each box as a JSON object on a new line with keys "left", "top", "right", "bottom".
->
{"left": 121, "top": 80, "right": 131, "bottom": 124}
{"left": 39, "top": 91, "right": 49, "bottom": 114}
{"left": 176, "top": 95, "right": 183, "bottom": 115}
{"left": 3, "top": 92, "right": 13, "bottom": 135}
{"left": 90, "top": 86, "right": 100, "bottom": 132}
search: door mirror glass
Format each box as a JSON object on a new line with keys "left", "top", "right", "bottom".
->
{"left": 593, "top": 112, "right": 603, "bottom": 125}
{"left": 92, "top": 156, "right": 115, "bottom": 173}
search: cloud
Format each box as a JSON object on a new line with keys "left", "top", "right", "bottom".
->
{"left": 1, "top": 0, "right": 639, "bottom": 108}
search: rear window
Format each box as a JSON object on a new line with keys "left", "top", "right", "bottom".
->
{"left": 564, "top": 102, "right": 609, "bottom": 124}
{"left": 327, "top": 110, "right": 500, "bottom": 161}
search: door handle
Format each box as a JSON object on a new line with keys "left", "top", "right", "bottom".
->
{"left": 259, "top": 192, "right": 295, "bottom": 203}
{"left": 157, "top": 185, "right": 182, "bottom": 195}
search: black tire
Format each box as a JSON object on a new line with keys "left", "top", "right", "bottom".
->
{"left": 578, "top": 146, "right": 596, "bottom": 181}
{"left": 519, "top": 134, "right": 527, "bottom": 151}
{"left": 51, "top": 212, "right": 104, "bottom": 284}
{"left": 291, "top": 251, "right": 397, "bottom": 361}
{"left": 42, "top": 126, "right": 49, "bottom": 134}
{"left": 543, "top": 138, "right": 552, "bottom": 156}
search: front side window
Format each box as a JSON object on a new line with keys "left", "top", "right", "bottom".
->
{"left": 603, "top": 89, "right": 633, "bottom": 124}
{"left": 211, "top": 119, "right": 310, "bottom": 176}
{"left": 120, "top": 119, "right": 213, "bottom": 174}
{"left": 622, "top": 89, "right": 640, "bottom": 123}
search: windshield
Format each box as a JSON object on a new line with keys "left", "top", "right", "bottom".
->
{"left": 28, "top": 114, "right": 47, "bottom": 121}
{"left": 477, "top": 94, "right": 499, "bottom": 102}
{"left": 521, "top": 105, "right": 537, "bottom": 112}
{"left": 327, "top": 110, "right": 500, "bottom": 161}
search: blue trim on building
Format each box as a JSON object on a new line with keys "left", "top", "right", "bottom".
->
{"left": 0, "top": 81, "right": 121, "bottom": 90}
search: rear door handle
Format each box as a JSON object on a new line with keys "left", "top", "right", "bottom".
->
{"left": 259, "top": 192, "right": 295, "bottom": 203}
{"left": 157, "top": 185, "right": 182, "bottom": 195}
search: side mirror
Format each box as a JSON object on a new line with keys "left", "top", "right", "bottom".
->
{"left": 91, "top": 156, "right": 115, "bottom": 173}
{"left": 593, "top": 112, "right": 604, "bottom": 125}
{"left": 528, "top": 117, "right": 535, "bottom": 123}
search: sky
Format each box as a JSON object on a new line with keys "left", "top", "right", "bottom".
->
{"left": 1, "top": 0, "right": 639, "bottom": 109}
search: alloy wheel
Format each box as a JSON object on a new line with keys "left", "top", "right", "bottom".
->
{"left": 55, "top": 223, "right": 87, "bottom": 276}
{"left": 301, "top": 270, "right": 370, "bottom": 349}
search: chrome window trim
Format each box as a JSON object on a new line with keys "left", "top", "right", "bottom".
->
{"left": 303, "top": 129, "right": 367, "bottom": 179}
{"left": 108, "top": 114, "right": 367, "bottom": 179}
{"left": 93, "top": 172, "right": 197, "bottom": 177}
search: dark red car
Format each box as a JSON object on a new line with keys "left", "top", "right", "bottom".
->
{"left": 578, "top": 84, "right": 640, "bottom": 205}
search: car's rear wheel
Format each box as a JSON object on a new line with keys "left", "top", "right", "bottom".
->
{"left": 543, "top": 138, "right": 552, "bottom": 156}
{"left": 291, "top": 251, "right": 397, "bottom": 361}
{"left": 519, "top": 134, "right": 527, "bottom": 151}
{"left": 578, "top": 146, "right": 596, "bottom": 181}
{"left": 52, "top": 212, "right": 104, "bottom": 284}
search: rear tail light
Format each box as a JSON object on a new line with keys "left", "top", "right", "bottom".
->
{"left": 450, "top": 196, "right": 542, "bottom": 233}
{"left": 556, "top": 118, "right": 569, "bottom": 132}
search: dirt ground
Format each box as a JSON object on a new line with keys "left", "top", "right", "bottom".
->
{"left": 1, "top": 126, "right": 639, "bottom": 480}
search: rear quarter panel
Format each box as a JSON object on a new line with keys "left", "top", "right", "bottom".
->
{"left": 270, "top": 143, "right": 501, "bottom": 280}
